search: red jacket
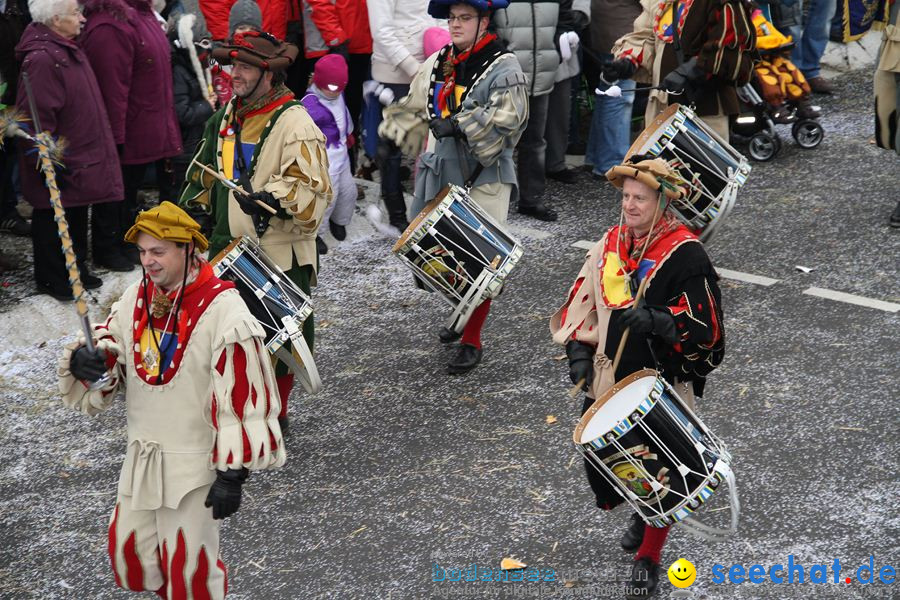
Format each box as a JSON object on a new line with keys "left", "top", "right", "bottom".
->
{"left": 199, "top": 0, "right": 288, "bottom": 41}
{"left": 301, "top": 0, "right": 372, "bottom": 58}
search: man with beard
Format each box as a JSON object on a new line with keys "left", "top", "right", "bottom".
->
{"left": 180, "top": 31, "right": 332, "bottom": 432}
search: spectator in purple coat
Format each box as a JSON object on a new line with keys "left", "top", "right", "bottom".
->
{"left": 81, "top": 0, "right": 182, "bottom": 266}
{"left": 15, "top": 0, "right": 124, "bottom": 300}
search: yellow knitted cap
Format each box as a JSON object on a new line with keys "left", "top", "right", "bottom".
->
{"left": 123, "top": 201, "right": 209, "bottom": 252}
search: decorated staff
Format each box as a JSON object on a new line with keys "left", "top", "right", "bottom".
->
{"left": 551, "top": 157, "right": 726, "bottom": 599}
{"left": 2, "top": 75, "right": 106, "bottom": 387}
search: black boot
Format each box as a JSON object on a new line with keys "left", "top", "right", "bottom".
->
{"left": 383, "top": 193, "right": 409, "bottom": 232}
{"left": 329, "top": 219, "right": 347, "bottom": 241}
{"left": 448, "top": 343, "right": 482, "bottom": 375}
{"left": 438, "top": 327, "right": 461, "bottom": 344}
{"left": 316, "top": 236, "right": 328, "bottom": 255}
{"left": 621, "top": 512, "right": 645, "bottom": 552}
{"left": 625, "top": 557, "right": 660, "bottom": 599}
{"left": 890, "top": 201, "right": 900, "bottom": 228}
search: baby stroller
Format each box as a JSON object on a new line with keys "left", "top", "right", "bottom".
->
{"left": 729, "top": 8, "right": 824, "bottom": 161}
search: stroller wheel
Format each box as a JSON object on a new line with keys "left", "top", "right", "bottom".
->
{"left": 748, "top": 132, "right": 779, "bottom": 161}
{"left": 792, "top": 120, "right": 824, "bottom": 149}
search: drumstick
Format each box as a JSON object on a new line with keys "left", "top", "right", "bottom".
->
{"left": 190, "top": 159, "right": 277, "bottom": 215}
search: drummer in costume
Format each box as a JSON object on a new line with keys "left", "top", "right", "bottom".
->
{"left": 600, "top": 0, "right": 756, "bottom": 139}
{"left": 550, "top": 158, "right": 725, "bottom": 598}
{"left": 378, "top": 0, "right": 529, "bottom": 374}
{"left": 58, "top": 203, "right": 285, "bottom": 598}
{"left": 180, "top": 31, "right": 332, "bottom": 431}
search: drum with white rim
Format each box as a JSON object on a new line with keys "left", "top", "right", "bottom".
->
{"left": 210, "top": 236, "right": 321, "bottom": 394}
{"left": 392, "top": 185, "right": 524, "bottom": 333}
{"left": 574, "top": 369, "right": 739, "bottom": 538}
{"left": 627, "top": 103, "right": 751, "bottom": 242}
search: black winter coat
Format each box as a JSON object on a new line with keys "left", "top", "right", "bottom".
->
{"left": 171, "top": 44, "right": 214, "bottom": 165}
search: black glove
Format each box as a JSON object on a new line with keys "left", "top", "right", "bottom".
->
{"left": 600, "top": 58, "right": 637, "bottom": 84}
{"left": 328, "top": 41, "right": 349, "bottom": 59}
{"left": 69, "top": 345, "right": 109, "bottom": 382}
{"left": 235, "top": 190, "right": 279, "bottom": 217}
{"left": 661, "top": 57, "right": 707, "bottom": 95}
{"left": 428, "top": 117, "right": 460, "bottom": 140}
{"left": 566, "top": 340, "right": 595, "bottom": 388}
{"left": 618, "top": 300, "right": 678, "bottom": 343}
{"left": 204, "top": 467, "right": 249, "bottom": 520}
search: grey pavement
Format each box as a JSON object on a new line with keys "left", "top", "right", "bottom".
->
{"left": 0, "top": 67, "right": 898, "bottom": 600}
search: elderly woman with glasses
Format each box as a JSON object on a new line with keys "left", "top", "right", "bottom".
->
{"left": 14, "top": 0, "right": 123, "bottom": 301}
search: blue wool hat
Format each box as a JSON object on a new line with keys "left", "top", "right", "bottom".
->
{"left": 427, "top": 0, "right": 509, "bottom": 19}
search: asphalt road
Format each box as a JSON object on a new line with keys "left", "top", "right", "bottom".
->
{"left": 0, "top": 68, "right": 898, "bottom": 600}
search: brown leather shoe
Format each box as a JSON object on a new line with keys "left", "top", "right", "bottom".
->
{"left": 807, "top": 76, "right": 834, "bottom": 95}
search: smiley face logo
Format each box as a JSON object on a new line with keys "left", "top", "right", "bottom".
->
{"left": 668, "top": 558, "right": 696, "bottom": 588}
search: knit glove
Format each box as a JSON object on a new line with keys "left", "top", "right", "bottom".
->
{"left": 661, "top": 57, "right": 707, "bottom": 95}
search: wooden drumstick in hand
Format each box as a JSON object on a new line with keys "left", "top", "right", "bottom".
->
{"left": 190, "top": 159, "right": 277, "bottom": 215}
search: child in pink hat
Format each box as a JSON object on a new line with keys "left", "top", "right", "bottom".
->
{"left": 301, "top": 54, "right": 355, "bottom": 254}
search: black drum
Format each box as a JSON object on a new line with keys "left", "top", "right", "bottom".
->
{"left": 392, "top": 185, "right": 524, "bottom": 332}
{"left": 574, "top": 369, "right": 738, "bottom": 535}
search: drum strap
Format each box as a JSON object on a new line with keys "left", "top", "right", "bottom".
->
{"left": 671, "top": 0, "right": 685, "bottom": 67}
{"left": 453, "top": 137, "right": 485, "bottom": 191}
{"left": 232, "top": 117, "right": 253, "bottom": 194}
{"left": 231, "top": 116, "right": 273, "bottom": 236}
{"left": 465, "top": 163, "right": 485, "bottom": 190}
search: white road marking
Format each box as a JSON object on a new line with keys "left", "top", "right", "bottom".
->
{"left": 803, "top": 287, "right": 900, "bottom": 313}
{"left": 571, "top": 239, "right": 595, "bottom": 250}
{"left": 510, "top": 225, "right": 552, "bottom": 240}
{"left": 716, "top": 268, "right": 779, "bottom": 287}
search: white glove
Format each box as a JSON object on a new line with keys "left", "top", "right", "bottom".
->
{"left": 559, "top": 31, "right": 580, "bottom": 61}
{"left": 377, "top": 85, "right": 395, "bottom": 105}
{"left": 362, "top": 79, "right": 380, "bottom": 98}
{"left": 363, "top": 81, "right": 396, "bottom": 106}
{"left": 595, "top": 85, "right": 623, "bottom": 98}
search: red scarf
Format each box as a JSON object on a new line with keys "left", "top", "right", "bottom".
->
{"left": 437, "top": 33, "right": 497, "bottom": 113}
